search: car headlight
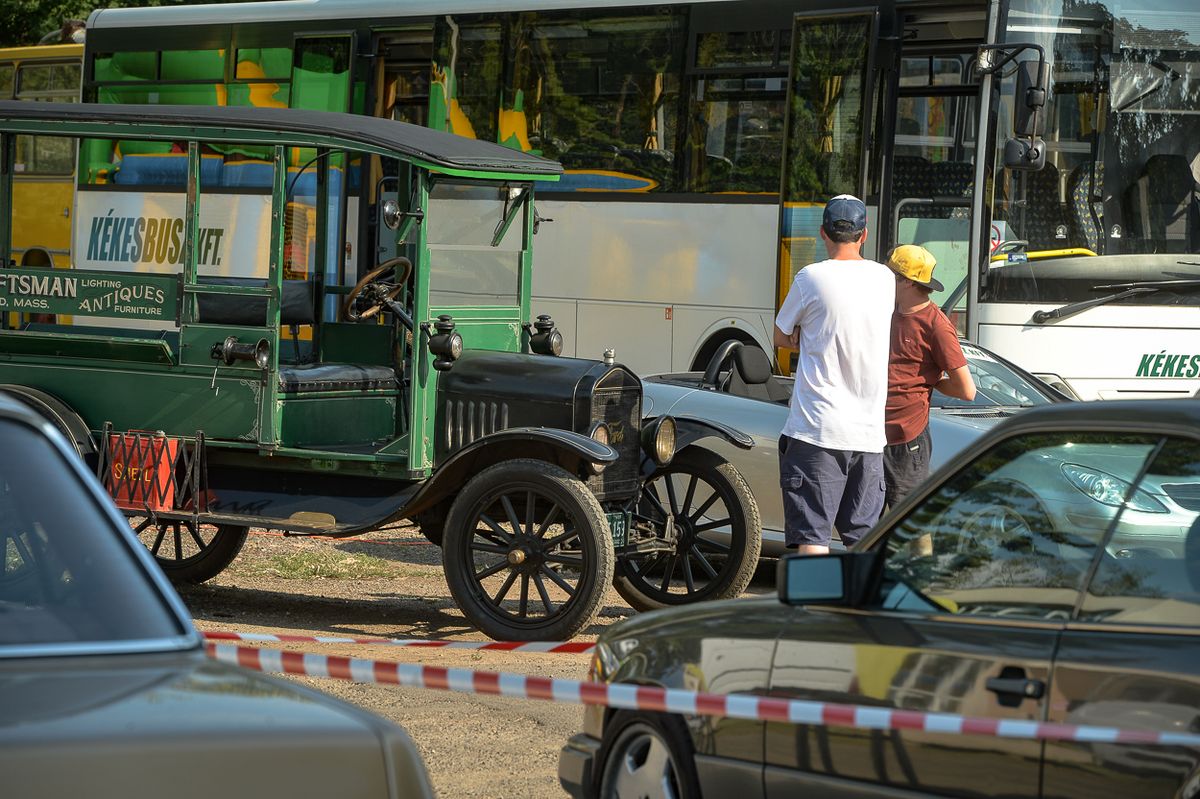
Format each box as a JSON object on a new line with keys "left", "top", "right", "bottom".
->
{"left": 642, "top": 416, "right": 676, "bottom": 467}
{"left": 1061, "top": 463, "right": 1167, "bottom": 513}
{"left": 589, "top": 421, "right": 610, "bottom": 447}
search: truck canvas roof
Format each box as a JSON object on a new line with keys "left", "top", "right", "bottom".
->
{"left": 0, "top": 101, "right": 563, "bottom": 179}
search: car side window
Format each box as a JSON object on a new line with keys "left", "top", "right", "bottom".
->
{"left": 878, "top": 433, "right": 1161, "bottom": 621}
{"left": 1079, "top": 437, "right": 1200, "bottom": 628}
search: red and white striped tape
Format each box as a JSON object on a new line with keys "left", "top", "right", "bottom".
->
{"left": 206, "top": 642, "right": 1200, "bottom": 747}
{"left": 202, "top": 630, "right": 594, "bottom": 654}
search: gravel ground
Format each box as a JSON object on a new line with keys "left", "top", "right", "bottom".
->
{"left": 178, "top": 524, "right": 774, "bottom": 798}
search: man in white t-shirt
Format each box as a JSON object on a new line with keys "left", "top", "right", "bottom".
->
{"left": 773, "top": 195, "right": 895, "bottom": 554}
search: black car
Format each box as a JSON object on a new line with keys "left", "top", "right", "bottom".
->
{"left": 560, "top": 399, "right": 1200, "bottom": 799}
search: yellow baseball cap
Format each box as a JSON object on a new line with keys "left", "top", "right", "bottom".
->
{"left": 887, "top": 245, "right": 943, "bottom": 292}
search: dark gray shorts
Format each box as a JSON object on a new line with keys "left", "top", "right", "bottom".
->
{"left": 883, "top": 424, "right": 932, "bottom": 509}
{"left": 778, "top": 435, "right": 885, "bottom": 548}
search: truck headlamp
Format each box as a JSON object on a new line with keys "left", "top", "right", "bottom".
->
{"left": 642, "top": 416, "right": 676, "bottom": 467}
{"left": 526, "top": 314, "right": 563, "bottom": 356}
{"left": 589, "top": 421, "right": 611, "bottom": 448}
{"left": 427, "top": 314, "right": 463, "bottom": 372}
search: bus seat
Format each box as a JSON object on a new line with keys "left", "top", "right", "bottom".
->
{"left": 1068, "top": 161, "right": 1104, "bottom": 252}
{"left": 893, "top": 155, "right": 935, "bottom": 211}
{"left": 111, "top": 153, "right": 223, "bottom": 187}
{"left": 934, "top": 161, "right": 974, "bottom": 218}
{"left": 1124, "top": 154, "right": 1197, "bottom": 253}
{"left": 1012, "top": 163, "right": 1068, "bottom": 250}
{"left": 194, "top": 277, "right": 316, "bottom": 327}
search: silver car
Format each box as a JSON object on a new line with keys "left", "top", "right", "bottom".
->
{"left": 0, "top": 393, "right": 435, "bottom": 799}
{"left": 637, "top": 340, "right": 1065, "bottom": 560}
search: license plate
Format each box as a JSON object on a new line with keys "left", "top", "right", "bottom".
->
{"left": 605, "top": 512, "right": 630, "bottom": 548}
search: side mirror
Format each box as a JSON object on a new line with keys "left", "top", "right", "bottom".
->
{"left": 1013, "top": 60, "right": 1048, "bottom": 137}
{"left": 1004, "top": 136, "right": 1046, "bottom": 171}
{"left": 1005, "top": 59, "right": 1049, "bottom": 172}
{"left": 776, "top": 551, "right": 878, "bottom": 607}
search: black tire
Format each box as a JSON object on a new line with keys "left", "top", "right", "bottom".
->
{"left": 442, "top": 459, "right": 615, "bottom": 641}
{"left": 130, "top": 517, "right": 248, "bottom": 583}
{"left": 615, "top": 448, "right": 761, "bottom": 612}
{"left": 597, "top": 711, "right": 702, "bottom": 799}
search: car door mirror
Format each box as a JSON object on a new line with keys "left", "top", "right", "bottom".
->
{"left": 777, "top": 551, "right": 878, "bottom": 607}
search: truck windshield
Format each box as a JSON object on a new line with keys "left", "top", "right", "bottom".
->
{"left": 983, "top": 0, "right": 1200, "bottom": 306}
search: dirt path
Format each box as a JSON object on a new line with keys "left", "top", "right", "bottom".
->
{"left": 179, "top": 525, "right": 772, "bottom": 798}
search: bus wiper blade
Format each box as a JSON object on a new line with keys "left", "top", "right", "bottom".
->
{"left": 1032, "top": 287, "right": 1157, "bottom": 324}
{"left": 1091, "top": 278, "right": 1200, "bottom": 291}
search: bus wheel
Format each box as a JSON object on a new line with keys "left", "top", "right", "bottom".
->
{"left": 615, "top": 448, "right": 761, "bottom": 612}
{"left": 442, "top": 459, "right": 614, "bottom": 641}
{"left": 690, "top": 332, "right": 756, "bottom": 372}
{"left": 130, "top": 517, "right": 248, "bottom": 583}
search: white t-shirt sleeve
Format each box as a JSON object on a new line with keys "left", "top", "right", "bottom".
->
{"left": 775, "top": 271, "right": 808, "bottom": 335}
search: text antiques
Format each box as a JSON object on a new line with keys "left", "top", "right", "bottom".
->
{"left": 0, "top": 267, "right": 177, "bottom": 319}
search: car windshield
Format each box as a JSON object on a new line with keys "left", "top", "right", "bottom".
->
{"left": 0, "top": 420, "right": 187, "bottom": 654}
{"left": 933, "top": 343, "right": 1055, "bottom": 409}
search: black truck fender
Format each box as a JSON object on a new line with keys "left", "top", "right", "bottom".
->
{"left": 641, "top": 414, "right": 753, "bottom": 477}
{"left": 401, "top": 426, "right": 618, "bottom": 520}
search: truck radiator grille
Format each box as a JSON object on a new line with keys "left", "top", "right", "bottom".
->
{"left": 443, "top": 399, "right": 510, "bottom": 453}
{"left": 587, "top": 386, "right": 640, "bottom": 500}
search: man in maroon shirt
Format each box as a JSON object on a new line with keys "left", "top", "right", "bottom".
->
{"left": 884, "top": 245, "right": 976, "bottom": 509}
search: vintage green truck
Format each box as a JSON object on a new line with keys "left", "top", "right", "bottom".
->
{"left": 0, "top": 101, "right": 760, "bottom": 640}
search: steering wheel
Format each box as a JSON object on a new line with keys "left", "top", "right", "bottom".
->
{"left": 342, "top": 257, "right": 413, "bottom": 324}
{"left": 700, "top": 339, "right": 744, "bottom": 390}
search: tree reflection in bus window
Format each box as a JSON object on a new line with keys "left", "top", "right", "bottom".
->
{"left": 505, "top": 11, "right": 685, "bottom": 193}
{"left": 688, "top": 29, "right": 787, "bottom": 194}
{"left": 433, "top": 11, "right": 686, "bottom": 193}
{"left": 1081, "top": 437, "right": 1200, "bottom": 628}
{"left": 880, "top": 433, "right": 1160, "bottom": 621}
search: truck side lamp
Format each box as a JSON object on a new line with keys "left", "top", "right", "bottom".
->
{"left": 212, "top": 336, "right": 271, "bottom": 369}
{"left": 526, "top": 314, "right": 563, "bottom": 356}
{"left": 427, "top": 314, "right": 464, "bottom": 372}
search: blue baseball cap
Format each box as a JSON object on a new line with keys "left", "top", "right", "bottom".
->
{"left": 822, "top": 194, "right": 867, "bottom": 233}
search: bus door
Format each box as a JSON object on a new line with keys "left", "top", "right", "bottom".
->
{"left": 776, "top": 8, "right": 880, "bottom": 373}
{"left": 882, "top": 10, "right": 988, "bottom": 330}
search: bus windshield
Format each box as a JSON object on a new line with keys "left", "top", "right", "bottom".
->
{"left": 984, "top": 0, "right": 1200, "bottom": 306}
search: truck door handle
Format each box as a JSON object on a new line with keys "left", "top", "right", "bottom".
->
{"left": 986, "top": 669, "right": 1044, "bottom": 707}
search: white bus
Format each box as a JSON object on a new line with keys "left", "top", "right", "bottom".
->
{"left": 773, "top": 0, "right": 1200, "bottom": 400}
{"left": 79, "top": 0, "right": 1200, "bottom": 394}
{"left": 83, "top": 0, "right": 789, "bottom": 375}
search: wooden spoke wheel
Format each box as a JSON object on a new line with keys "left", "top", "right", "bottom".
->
{"left": 443, "top": 459, "right": 614, "bottom": 641}
{"left": 130, "top": 517, "right": 248, "bottom": 583}
{"left": 615, "top": 448, "right": 761, "bottom": 611}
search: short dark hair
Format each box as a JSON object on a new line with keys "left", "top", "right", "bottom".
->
{"left": 822, "top": 220, "right": 864, "bottom": 244}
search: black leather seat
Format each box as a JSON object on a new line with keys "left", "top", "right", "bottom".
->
{"left": 196, "top": 277, "right": 398, "bottom": 394}
{"left": 195, "top": 277, "right": 316, "bottom": 327}
{"left": 726, "top": 345, "right": 790, "bottom": 403}
{"left": 277, "top": 362, "right": 397, "bottom": 393}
